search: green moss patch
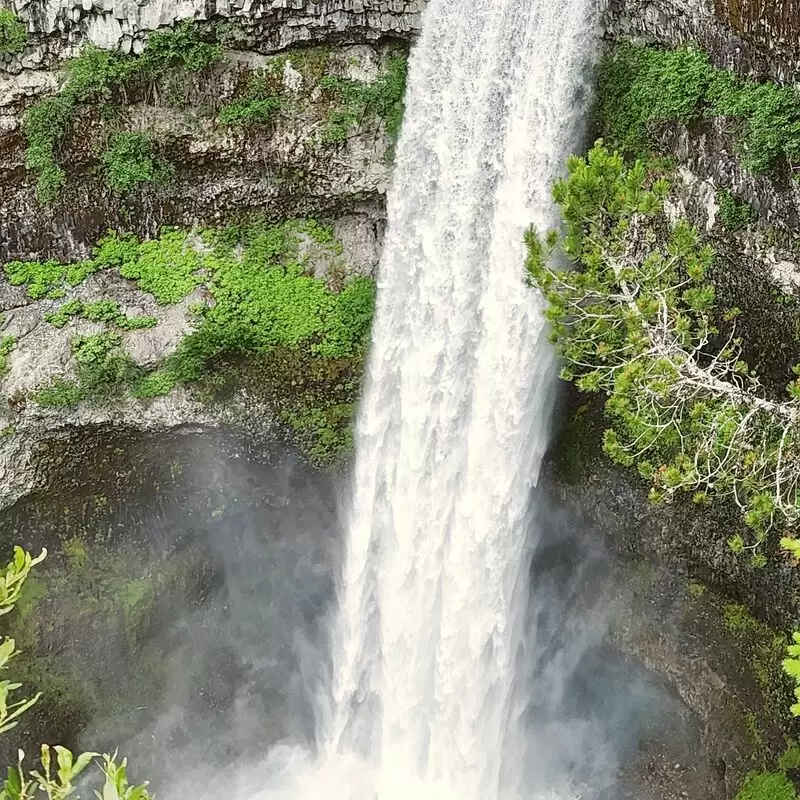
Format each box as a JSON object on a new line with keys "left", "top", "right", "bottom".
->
{"left": 15, "top": 218, "right": 374, "bottom": 467}
{"left": 735, "top": 770, "right": 797, "bottom": 800}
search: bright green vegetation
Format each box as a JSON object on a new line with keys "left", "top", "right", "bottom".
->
{"left": 718, "top": 189, "right": 757, "bottom": 232}
{"left": 3, "top": 258, "right": 100, "bottom": 299}
{"left": 34, "top": 378, "right": 86, "bottom": 409}
{"left": 0, "top": 9, "right": 26, "bottom": 55}
{"left": 783, "top": 632, "right": 800, "bottom": 715}
{"left": 320, "top": 53, "right": 408, "bottom": 143}
{"left": 0, "top": 335, "right": 16, "bottom": 376}
{"left": 597, "top": 42, "right": 800, "bottom": 176}
{"left": 35, "top": 333, "right": 142, "bottom": 408}
{"left": 526, "top": 142, "right": 800, "bottom": 553}
{"left": 0, "top": 547, "right": 153, "bottom": 799}
{"left": 734, "top": 771, "right": 797, "bottom": 800}
{"left": 100, "top": 132, "right": 175, "bottom": 196}
{"left": 45, "top": 299, "right": 157, "bottom": 330}
{"left": 23, "top": 21, "right": 221, "bottom": 204}
{"left": 120, "top": 219, "right": 373, "bottom": 397}
{"left": 93, "top": 229, "right": 204, "bottom": 304}
{"left": 20, "top": 219, "right": 373, "bottom": 466}
{"left": 217, "top": 71, "right": 284, "bottom": 127}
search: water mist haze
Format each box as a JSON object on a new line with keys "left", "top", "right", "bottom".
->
{"left": 72, "top": 0, "right": 696, "bottom": 797}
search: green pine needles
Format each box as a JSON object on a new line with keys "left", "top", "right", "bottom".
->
{"left": 598, "top": 42, "right": 800, "bottom": 176}
{"left": 527, "top": 142, "right": 800, "bottom": 557}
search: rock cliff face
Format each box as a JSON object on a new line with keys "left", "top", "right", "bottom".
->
{"left": 0, "top": 0, "right": 407, "bottom": 764}
{"left": 558, "top": 1, "right": 800, "bottom": 776}
{"left": 4, "top": 0, "right": 422, "bottom": 71}
{"left": 0, "top": 1, "right": 416, "bottom": 510}
{"left": 605, "top": 0, "right": 800, "bottom": 81}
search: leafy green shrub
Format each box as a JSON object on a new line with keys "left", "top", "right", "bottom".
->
{"left": 117, "top": 313, "right": 158, "bottom": 330}
{"left": 138, "top": 21, "right": 221, "bottom": 75}
{"left": 71, "top": 332, "right": 142, "bottom": 391}
{"left": 4, "top": 259, "right": 69, "bottom": 300}
{"left": 81, "top": 300, "right": 124, "bottom": 323}
{"left": 218, "top": 71, "right": 284, "bottom": 127}
{"left": 597, "top": 43, "right": 713, "bottom": 151}
{"left": 44, "top": 299, "right": 157, "bottom": 329}
{"left": 0, "top": 10, "right": 27, "bottom": 56}
{"left": 34, "top": 377, "right": 85, "bottom": 408}
{"left": 717, "top": 188, "right": 756, "bottom": 231}
{"left": 65, "top": 260, "right": 101, "bottom": 286}
{"left": 44, "top": 299, "right": 84, "bottom": 327}
{"left": 734, "top": 771, "right": 797, "bottom": 800}
{"left": 5, "top": 258, "right": 100, "bottom": 299}
{"left": 35, "top": 333, "right": 142, "bottom": 407}
{"left": 321, "top": 53, "right": 408, "bottom": 143}
{"left": 783, "top": 632, "right": 800, "bottom": 715}
{"left": 597, "top": 42, "right": 800, "bottom": 175}
{"left": 100, "top": 132, "right": 174, "bottom": 196}
{"left": 708, "top": 71, "right": 800, "bottom": 175}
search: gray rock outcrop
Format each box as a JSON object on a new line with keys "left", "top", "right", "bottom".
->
{"left": 2, "top": 0, "right": 424, "bottom": 73}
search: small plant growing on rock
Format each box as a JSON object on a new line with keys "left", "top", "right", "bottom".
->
{"left": 0, "top": 335, "right": 16, "bottom": 376}
{"left": 717, "top": 189, "right": 756, "bottom": 232}
{"left": 0, "top": 10, "right": 26, "bottom": 56}
{"left": 217, "top": 70, "right": 284, "bottom": 128}
{"left": 734, "top": 770, "right": 797, "bottom": 800}
{"left": 100, "top": 132, "right": 174, "bottom": 196}
{"left": 320, "top": 53, "right": 408, "bottom": 144}
{"left": 598, "top": 42, "right": 800, "bottom": 177}
{"left": 23, "top": 21, "right": 221, "bottom": 204}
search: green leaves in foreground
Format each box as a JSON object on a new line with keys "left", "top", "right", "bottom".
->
{"left": 0, "top": 547, "right": 153, "bottom": 800}
{"left": 0, "top": 548, "right": 47, "bottom": 735}
{"left": 527, "top": 141, "right": 800, "bottom": 556}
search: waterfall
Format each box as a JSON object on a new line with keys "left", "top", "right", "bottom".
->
{"left": 323, "top": 0, "right": 598, "bottom": 796}
{"left": 240, "top": 0, "right": 598, "bottom": 797}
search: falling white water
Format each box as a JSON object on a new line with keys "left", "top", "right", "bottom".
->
{"left": 324, "top": 0, "right": 598, "bottom": 794}
{"left": 239, "top": 1, "right": 598, "bottom": 798}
